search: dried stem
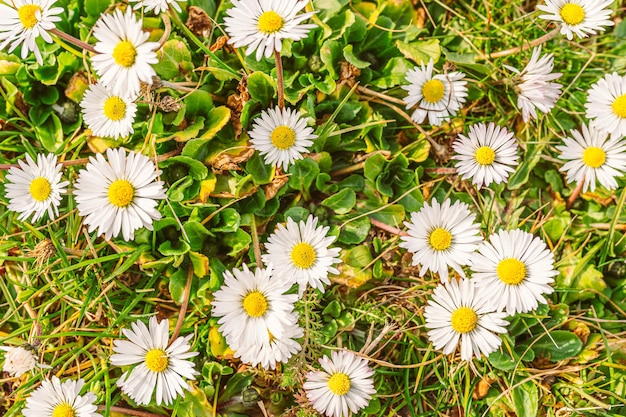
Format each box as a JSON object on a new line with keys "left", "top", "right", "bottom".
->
{"left": 370, "top": 218, "right": 409, "bottom": 236}
{"left": 250, "top": 215, "right": 263, "bottom": 268}
{"left": 478, "top": 27, "right": 560, "bottom": 61}
{"left": 274, "top": 48, "right": 285, "bottom": 109}
{"left": 49, "top": 28, "right": 97, "bottom": 54}
{"left": 168, "top": 264, "right": 194, "bottom": 345}
{"left": 356, "top": 85, "right": 406, "bottom": 106}
{"left": 566, "top": 178, "right": 585, "bottom": 210}
{"left": 158, "top": 14, "right": 172, "bottom": 50}
{"left": 98, "top": 406, "right": 168, "bottom": 417}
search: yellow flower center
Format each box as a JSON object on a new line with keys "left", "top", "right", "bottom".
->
{"left": 112, "top": 40, "right": 137, "bottom": 68}
{"left": 475, "top": 146, "right": 496, "bottom": 166}
{"left": 258, "top": 11, "right": 284, "bottom": 34}
{"left": 291, "top": 242, "right": 316, "bottom": 269}
{"left": 496, "top": 258, "right": 527, "bottom": 285}
{"left": 107, "top": 179, "right": 134, "bottom": 207}
{"left": 612, "top": 94, "right": 626, "bottom": 119}
{"left": 243, "top": 291, "right": 268, "bottom": 317}
{"left": 270, "top": 125, "right": 296, "bottom": 150}
{"left": 582, "top": 146, "right": 606, "bottom": 169}
{"left": 450, "top": 307, "right": 478, "bottom": 333}
{"left": 29, "top": 177, "right": 52, "bottom": 202}
{"left": 428, "top": 227, "right": 452, "bottom": 251}
{"left": 421, "top": 79, "right": 445, "bottom": 104}
{"left": 103, "top": 96, "right": 127, "bottom": 121}
{"left": 145, "top": 348, "right": 169, "bottom": 372}
{"left": 52, "top": 403, "right": 76, "bottom": 417}
{"left": 559, "top": 3, "right": 585, "bottom": 25}
{"left": 327, "top": 373, "right": 351, "bottom": 396}
{"left": 18, "top": 4, "right": 41, "bottom": 29}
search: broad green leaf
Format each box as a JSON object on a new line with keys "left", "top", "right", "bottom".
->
{"left": 322, "top": 189, "right": 356, "bottom": 214}
{"left": 531, "top": 330, "right": 583, "bottom": 361}
{"left": 184, "top": 90, "right": 213, "bottom": 119}
{"left": 85, "top": 0, "right": 113, "bottom": 16}
{"left": 370, "top": 57, "right": 413, "bottom": 89}
{"left": 154, "top": 39, "right": 192, "bottom": 79}
{"left": 343, "top": 245, "right": 373, "bottom": 268}
{"left": 343, "top": 44, "right": 370, "bottom": 68}
{"left": 247, "top": 72, "right": 277, "bottom": 108}
{"left": 338, "top": 216, "right": 371, "bottom": 244}
{"left": 396, "top": 39, "right": 441, "bottom": 65}
{"left": 246, "top": 152, "right": 274, "bottom": 185}
{"left": 199, "top": 106, "right": 231, "bottom": 140}
{"left": 512, "top": 380, "right": 539, "bottom": 417}
{"left": 35, "top": 113, "right": 64, "bottom": 152}
{"left": 288, "top": 158, "right": 320, "bottom": 200}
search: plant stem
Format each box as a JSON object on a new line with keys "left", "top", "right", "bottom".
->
{"left": 250, "top": 215, "right": 262, "bottom": 268}
{"left": 98, "top": 406, "right": 168, "bottom": 417}
{"left": 566, "top": 178, "right": 585, "bottom": 210}
{"left": 169, "top": 265, "right": 194, "bottom": 346}
{"left": 356, "top": 85, "right": 406, "bottom": 106}
{"left": 274, "top": 48, "right": 285, "bottom": 109}
{"left": 49, "top": 28, "right": 97, "bottom": 54}
{"left": 370, "top": 218, "right": 409, "bottom": 236}
{"left": 479, "top": 27, "right": 560, "bottom": 61}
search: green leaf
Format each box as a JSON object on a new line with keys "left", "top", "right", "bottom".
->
{"left": 322, "top": 189, "right": 356, "bottom": 214}
{"left": 338, "top": 216, "right": 371, "bottom": 244}
{"left": 154, "top": 39, "right": 192, "bottom": 79}
{"left": 169, "top": 117, "right": 205, "bottom": 142}
{"left": 199, "top": 106, "right": 231, "bottom": 140}
{"left": 169, "top": 269, "right": 188, "bottom": 303}
{"left": 183, "top": 221, "right": 212, "bottom": 251}
{"left": 246, "top": 152, "right": 274, "bottom": 185}
{"left": 369, "top": 205, "right": 405, "bottom": 226}
{"left": 247, "top": 72, "right": 277, "bottom": 108}
{"left": 370, "top": 57, "right": 412, "bottom": 89}
{"left": 85, "top": 0, "right": 113, "bottom": 16}
{"left": 344, "top": 245, "right": 373, "bottom": 268}
{"left": 184, "top": 90, "right": 213, "bottom": 119}
{"left": 213, "top": 208, "right": 241, "bottom": 233}
{"left": 508, "top": 142, "right": 543, "bottom": 190}
{"left": 161, "top": 156, "right": 208, "bottom": 180}
{"left": 396, "top": 39, "right": 441, "bottom": 65}
{"left": 343, "top": 44, "right": 370, "bottom": 68}
{"left": 288, "top": 158, "right": 320, "bottom": 200}
{"left": 531, "top": 330, "right": 583, "bottom": 361}
{"left": 35, "top": 113, "right": 64, "bottom": 152}
{"left": 322, "top": 300, "right": 342, "bottom": 319}
{"left": 512, "top": 380, "right": 539, "bottom": 417}
{"left": 487, "top": 351, "right": 516, "bottom": 371}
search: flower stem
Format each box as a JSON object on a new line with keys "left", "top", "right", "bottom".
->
{"left": 274, "top": 48, "right": 285, "bottom": 109}
{"left": 98, "top": 406, "right": 168, "bottom": 417}
{"left": 370, "top": 218, "right": 409, "bottom": 236}
{"left": 49, "top": 28, "right": 97, "bottom": 54}
{"left": 566, "top": 177, "right": 585, "bottom": 210}
{"left": 479, "top": 27, "right": 560, "bottom": 61}
{"left": 169, "top": 265, "right": 194, "bottom": 346}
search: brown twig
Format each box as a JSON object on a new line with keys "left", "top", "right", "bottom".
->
{"left": 158, "top": 14, "right": 172, "bottom": 50}
{"left": 274, "top": 48, "right": 285, "bottom": 109}
{"left": 98, "top": 406, "right": 168, "bottom": 417}
{"left": 370, "top": 218, "right": 409, "bottom": 236}
{"left": 50, "top": 28, "right": 97, "bottom": 54}
{"left": 478, "top": 27, "right": 560, "bottom": 61}
{"left": 168, "top": 265, "right": 194, "bottom": 346}
{"left": 566, "top": 178, "right": 585, "bottom": 210}
{"left": 250, "top": 215, "right": 263, "bottom": 268}
{"left": 356, "top": 85, "right": 406, "bottom": 106}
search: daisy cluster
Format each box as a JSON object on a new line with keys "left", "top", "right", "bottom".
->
{"left": 4, "top": 148, "right": 166, "bottom": 241}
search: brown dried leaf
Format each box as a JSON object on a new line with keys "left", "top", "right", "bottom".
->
{"left": 186, "top": 6, "right": 212, "bottom": 38}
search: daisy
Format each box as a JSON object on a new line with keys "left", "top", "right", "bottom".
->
{"left": 399, "top": 198, "right": 482, "bottom": 282}
{"left": 130, "top": 0, "right": 182, "bottom": 15}
{"left": 452, "top": 122, "right": 519, "bottom": 188}
{"left": 4, "top": 153, "right": 68, "bottom": 222}
{"left": 235, "top": 316, "right": 303, "bottom": 370}
{"left": 303, "top": 350, "right": 375, "bottom": 417}
{"left": 73, "top": 148, "right": 166, "bottom": 241}
{"left": 22, "top": 376, "right": 101, "bottom": 417}
{"left": 80, "top": 82, "right": 137, "bottom": 139}
{"left": 110, "top": 316, "right": 198, "bottom": 406}
{"left": 402, "top": 59, "right": 468, "bottom": 126}
{"left": 585, "top": 72, "right": 626, "bottom": 138}
{"left": 91, "top": 8, "right": 158, "bottom": 98}
{"left": 536, "top": 0, "right": 614, "bottom": 40}
{"left": 424, "top": 278, "right": 508, "bottom": 361}
{"left": 223, "top": 0, "right": 317, "bottom": 61}
{"left": 556, "top": 123, "right": 626, "bottom": 192}
{"left": 211, "top": 264, "right": 298, "bottom": 350}
{"left": 470, "top": 229, "right": 558, "bottom": 315}
{"left": 248, "top": 106, "right": 317, "bottom": 172}
{"left": 504, "top": 46, "right": 562, "bottom": 122}
{"left": 262, "top": 215, "right": 341, "bottom": 295}
{"left": 0, "top": 0, "right": 63, "bottom": 64}
{"left": 1, "top": 345, "right": 37, "bottom": 377}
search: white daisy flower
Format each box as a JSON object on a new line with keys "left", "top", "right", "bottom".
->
{"left": 470, "top": 229, "right": 558, "bottom": 315}
{"left": 1, "top": 345, "right": 37, "bottom": 377}
{"left": 4, "top": 153, "right": 68, "bottom": 222}
{"left": 556, "top": 123, "right": 626, "bottom": 192}
{"left": 0, "top": 0, "right": 63, "bottom": 64}
{"left": 80, "top": 82, "right": 137, "bottom": 139}
{"left": 424, "top": 278, "right": 508, "bottom": 361}
{"left": 402, "top": 59, "right": 468, "bottom": 126}
{"left": 261, "top": 215, "right": 341, "bottom": 295}
{"left": 303, "top": 350, "right": 375, "bottom": 417}
{"left": 73, "top": 148, "right": 166, "bottom": 241}
{"left": 585, "top": 72, "right": 626, "bottom": 138}
{"left": 248, "top": 106, "right": 317, "bottom": 172}
{"left": 110, "top": 316, "right": 199, "bottom": 406}
{"left": 224, "top": 0, "right": 317, "bottom": 61}
{"left": 452, "top": 122, "right": 519, "bottom": 188}
{"left": 235, "top": 316, "right": 303, "bottom": 370}
{"left": 211, "top": 264, "right": 299, "bottom": 350}
{"left": 399, "top": 198, "right": 483, "bottom": 282}
{"left": 504, "top": 46, "right": 562, "bottom": 122}
{"left": 130, "top": 0, "right": 182, "bottom": 15}
{"left": 22, "top": 376, "right": 101, "bottom": 417}
{"left": 91, "top": 8, "right": 158, "bottom": 98}
{"left": 537, "top": 0, "right": 614, "bottom": 40}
